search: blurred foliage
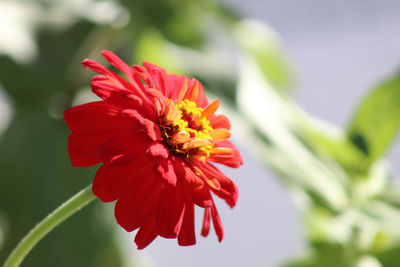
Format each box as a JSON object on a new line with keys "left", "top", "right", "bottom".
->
{"left": 1, "top": 0, "right": 400, "bottom": 267}
{"left": 348, "top": 73, "right": 400, "bottom": 167}
{"left": 236, "top": 32, "right": 400, "bottom": 267}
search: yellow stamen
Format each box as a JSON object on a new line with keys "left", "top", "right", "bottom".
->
{"left": 160, "top": 98, "right": 230, "bottom": 160}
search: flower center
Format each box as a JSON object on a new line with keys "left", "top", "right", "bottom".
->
{"left": 160, "top": 99, "right": 215, "bottom": 160}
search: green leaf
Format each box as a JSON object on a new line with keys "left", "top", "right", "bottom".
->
{"left": 281, "top": 242, "right": 360, "bottom": 267}
{"left": 297, "top": 113, "right": 369, "bottom": 176}
{"left": 134, "top": 28, "right": 185, "bottom": 74}
{"left": 376, "top": 243, "right": 400, "bottom": 267}
{"left": 347, "top": 71, "right": 400, "bottom": 165}
{"left": 237, "top": 55, "right": 348, "bottom": 211}
{"left": 233, "top": 19, "right": 293, "bottom": 90}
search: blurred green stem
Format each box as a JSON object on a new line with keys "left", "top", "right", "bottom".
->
{"left": 3, "top": 184, "right": 96, "bottom": 267}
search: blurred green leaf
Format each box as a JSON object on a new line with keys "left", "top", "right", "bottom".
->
{"left": 134, "top": 28, "right": 185, "bottom": 74}
{"left": 297, "top": 114, "right": 369, "bottom": 176}
{"left": 347, "top": 71, "right": 400, "bottom": 166}
{"left": 162, "top": 5, "right": 206, "bottom": 47}
{"left": 233, "top": 19, "right": 293, "bottom": 90}
{"left": 376, "top": 243, "right": 400, "bottom": 267}
{"left": 237, "top": 55, "right": 348, "bottom": 211}
{"left": 122, "top": 0, "right": 207, "bottom": 48}
{"left": 282, "top": 242, "right": 359, "bottom": 267}
{"left": 378, "top": 182, "right": 400, "bottom": 208}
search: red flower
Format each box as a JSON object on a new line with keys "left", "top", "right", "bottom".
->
{"left": 64, "top": 50, "right": 243, "bottom": 249}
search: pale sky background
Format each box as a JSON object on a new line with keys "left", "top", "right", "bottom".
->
{"left": 141, "top": 1, "right": 400, "bottom": 266}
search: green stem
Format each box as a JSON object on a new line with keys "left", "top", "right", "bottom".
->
{"left": 3, "top": 184, "right": 96, "bottom": 267}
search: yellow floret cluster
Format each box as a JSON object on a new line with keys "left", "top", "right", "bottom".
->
{"left": 174, "top": 100, "right": 214, "bottom": 159}
{"left": 175, "top": 100, "right": 213, "bottom": 140}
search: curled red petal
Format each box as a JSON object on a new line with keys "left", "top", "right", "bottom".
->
{"left": 102, "top": 50, "right": 136, "bottom": 83}
{"left": 143, "top": 61, "right": 168, "bottom": 95}
{"left": 209, "top": 140, "right": 243, "bottom": 168}
{"left": 91, "top": 80, "right": 132, "bottom": 100}
{"left": 82, "top": 59, "right": 115, "bottom": 77}
{"left": 146, "top": 143, "right": 169, "bottom": 159}
{"left": 193, "top": 161, "right": 238, "bottom": 208}
{"left": 122, "top": 109, "right": 162, "bottom": 141}
{"left": 133, "top": 65, "right": 154, "bottom": 87}
{"left": 82, "top": 59, "right": 135, "bottom": 92}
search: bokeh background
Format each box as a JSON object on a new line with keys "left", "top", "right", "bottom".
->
{"left": 1, "top": 0, "right": 400, "bottom": 266}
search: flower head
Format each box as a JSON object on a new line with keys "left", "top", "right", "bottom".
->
{"left": 64, "top": 50, "right": 243, "bottom": 249}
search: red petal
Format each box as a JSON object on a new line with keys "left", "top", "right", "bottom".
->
{"left": 82, "top": 59, "right": 134, "bottom": 92}
{"left": 174, "top": 159, "right": 204, "bottom": 189}
{"left": 184, "top": 79, "right": 207, "bottom": 108}
{"left": 82, "top": 59, "right": 115, "bottom": 77}
{"left": 98, "top": 133, "right": 150, "bottom": 165}
{"left": 143, "top": 61, "right": 168, "bottom": 95}
{"left": 209, "top": 140, "right": 243, "bottom": 168}
{"left": 146, "top": 143, "right": 169, "bottom": 159}
{"left": 68, "top": 131, "right": 114, "bottom": 167}
{"left": 211, "top": 204, "right": 224, "bottom": 242}
{"left": 156, "top": 184, "right": 185, "bottom": 238}
{"left": 189, "top": 185, "right": 212, "bottom": 208}
{"left": 135, "top": 217, "right": 158, "bottom": 250}
{"left": 91, "top": 80, "right": 132, "bottom": 100}
{"left": 166, "top": 74, "right": 189, "bottom": 101}
{"left": 92, "top": 157, "right": 150, "bottom": 202}
{"left": 194, "top": 161, "right": 238, "bottom": 208}
{"left": 83, "top": 56, "right": 155, "bottom": 113}
{"left": 63, "top": 101, "right": 132, "bottom": 133}
{"left": 101, "top": 51, "right": 157, "bottom": 105}
{"left": 114, "top": 172, "right": 162, "bottom": 232}
{"left": 155, "top": 159, "right": 177, "bottom": 186}
{"left": 90, "top": 81, "right": 155, "bottom": 116}
{"left": 122, "top": 109, "right": 162, "bottom": 141}
{"left": 102, "top": 50, "right": 136, "bottom": 83}
{"left": 201, "top": 207, "right": 210, "bottom": 237}
{"left": 177, "top": 196, "right": 196, "bottom": 246}
{"left": 209, "top": 114, "right": 231, "bottom": 130}
{"left": 133, "top": 65, "right": 154, "bottom": 88}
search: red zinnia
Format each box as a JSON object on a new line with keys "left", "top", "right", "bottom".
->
{"left": 63, "top": 50, "right": 243, "bottom": 249}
